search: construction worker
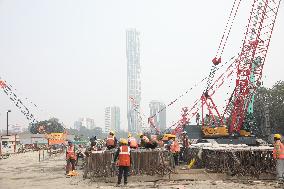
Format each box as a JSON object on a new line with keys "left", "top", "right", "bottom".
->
{"left": 75, "top": 144, "right": 86, "bottom": 166}
{"left": 66, "top": 141, "right": 77, "bottom": 176}
{"left": 128, "top": 133, "right": 138, "bottom": 149}
{"left": 157, "top": 138, "right": 164, "bottom": 148}
{"left": 180, "top": 131, "right": 190, "bottom": 162}
{"left": 139, "top": 133, "right": 150, "bottom": 148}
{"left": 113, "top": 138, "right": 131, "bottom": 186}
{"left": 273, "top": 134, "right": 284, "bottom": 181}
{"left": 170, "top": 137, "right": 181, "bottom": 167}
{"left": 106, "top": 131, "right": 117, "bottom": 150}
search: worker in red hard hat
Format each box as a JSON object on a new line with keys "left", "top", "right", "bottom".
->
{"left": 106, "top": 131, "right": 117, "bottom": 150}
{"left": 128, "top": 133, "right": 138, "bottom": 149}
{"left": 170, "top": 137, "right": 181, "bottom": 167}
{"left": 273, "top": 134, "right": 284, "bottom": 181}
{"left": 66, "top": 141, "right": 78, "bottom": 176}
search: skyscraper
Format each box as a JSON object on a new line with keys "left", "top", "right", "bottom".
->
{"left": 126, "top": 29, "right": 141, "bottom": 133}
{"left": 73, "top": 121, "right": 82, "bottom": 130}
{"left": 78, "top": 117, "right": 95, "bottom": 130}
{"left": 149, "top": 101, "right": 167, "bottom": 131}
{"left": 105, "top": 106, "right": 120, "bottom": 133}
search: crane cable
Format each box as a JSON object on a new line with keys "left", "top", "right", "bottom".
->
{"left": 216, "top": 0, "right": 242, "bottom": 58}
{"left": 163, "top": 56, "right": 237, "bottom": 134}
{"left": 207, "top": 0, "right": 242, "bottom": 91}
{"left": 149, "top": 56, "right": 235, "bottom": 124}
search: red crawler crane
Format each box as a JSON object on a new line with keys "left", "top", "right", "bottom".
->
{"left": 201, "top": 0, "right": 282, "bottom": 137}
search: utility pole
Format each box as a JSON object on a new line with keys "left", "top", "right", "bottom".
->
{"left": 6, "top": 110, "right": 11, "bottom": 136}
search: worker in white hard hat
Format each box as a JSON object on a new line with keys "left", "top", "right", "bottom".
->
{"left": 273, "top": 134, "right": 284, "bottom": 181}
{"left": 180, "top": 131, "right": 190, "bottom": 162}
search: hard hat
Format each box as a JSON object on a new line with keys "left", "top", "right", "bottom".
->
{"left": 109, "top": 131, "right": 114, "bottom": 135}
{"left": 120, "top": 138, "right": 128, "bottom": 145}
{"left": 274, "top": 134, "right": 282, "bottom": 139}
{"left": 138, "top": 133, "right": 143, "bottom": 137}
{"left": 183, "top": 131, "right": 187, "bottom": 134}
{"left": 128, "top": 133, "right": 132, "bottom": 138}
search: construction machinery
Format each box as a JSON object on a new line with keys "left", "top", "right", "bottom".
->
{"left": 170, "top": 0, "right": 282, "bottom": 140}
{"left": 161, "top": 133, "right": 176, "bottom": 142}
{"left": 201, "top": 0, "right": 282, "bottom": 138}
{"left": 153, "top": 0, "right": 282, "bottom": 142}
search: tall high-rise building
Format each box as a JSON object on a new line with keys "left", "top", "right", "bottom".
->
{"left": 73, "top": 121, "right": 82, "bottom": 130}
{"left": 78, "top": 117, "right": 95, "bottom": 130}
{"left": 126, "top": 29, "right": 141, "bottom": 133}
{"left": 149, "top": 101, "right": 166, "bottom": 131}
{"left": 105, "top": 106, "right": 120, "bottom": 133}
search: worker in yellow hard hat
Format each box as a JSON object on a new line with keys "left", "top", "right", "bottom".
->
{"left": 120, "top": 138, "right": 128, "bottom": 145}
{"left": 273, "top": 134, "right": 284, "bottom": 181}
{"left": 139, "top": 133, "right": 149, "bottom": 148}
{"left": 112, "top": 138, "right": 131, "bottom": 186}
{"left": 106, "top": 131, "right": 117, "bottom": 150}
{"left": 274, "top": 134, "right": 281, "bottom": 140}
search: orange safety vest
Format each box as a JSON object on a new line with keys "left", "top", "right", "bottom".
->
{"left": 106, "top": 135, "right": 115, "bottom": 146}
{"left": 142, "top": 136, "right": 150, "bottom": 143}
{"left": 273, "top": 141, "right": 284, "bottom": 159}
{"left": 128, "top": 137, "right": 138, "bottom": 148}
{"left": 118, "top": 145, "right": 130, "bottom": 166}
{"left": 66, "top": 145, "right": 76, "bottom": 160}
{"left": 170, "top": 141, "right": 180, "bottom": 153}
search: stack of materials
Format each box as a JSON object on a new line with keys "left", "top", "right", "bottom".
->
{"left": 83, "top": 149, "right": 174, "bottom": 179}
{"left": 189, "top": 144, "right": 275, "bottom": 177}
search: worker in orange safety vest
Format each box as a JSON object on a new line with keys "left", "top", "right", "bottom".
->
{"left": 113, "top": 138, "right": 131, "bottom": 186}
{"left": 128, "top": 133, "right": 138, "bottom": 149}
{"left": 170, "top": 137, "right": 181, "bottom": 167}
{"left": 106, "top": 131, "right": 117, "bottom": 150}
{"left": 66, "top": 141, "right": 77, "bottom": 176}
{"left": 273, "top": 134, "right": 284, "bottom": 181}
{"left": 180, "top": 131, "right": 190, "bottom": 162}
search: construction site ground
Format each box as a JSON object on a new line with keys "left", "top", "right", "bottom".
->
{"left": 0, "top": 151, "right": 283, "bottom": 189}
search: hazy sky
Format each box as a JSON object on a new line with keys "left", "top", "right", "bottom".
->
{"left": 0, "top": 0, "right": 283, "bottom": 131}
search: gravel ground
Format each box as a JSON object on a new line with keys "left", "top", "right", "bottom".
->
{"left": 0, "top": 151, "right": 282, "bottom": 189}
